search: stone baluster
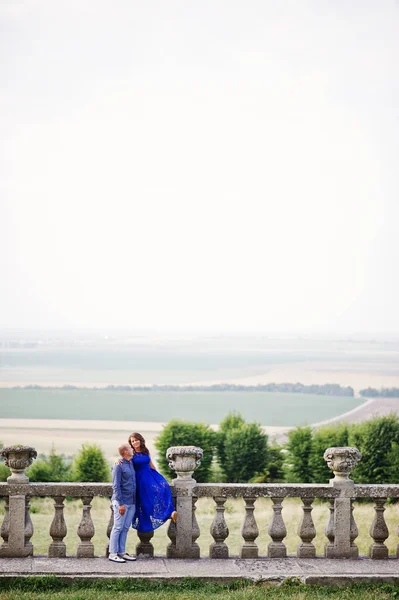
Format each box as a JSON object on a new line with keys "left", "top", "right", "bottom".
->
{"left": 0, "top": 497, "right": 10, "bottom": 551}
{"left": 105, "top": 499, "right": 113, "bottom": 557}
{"left": 349, "top": 500, "right": 359, "bottom": 558}
{"left": 0, "top": 445, "right": 37, "bottom": 558}
{"left": 324, "top": 499, "right": 335, "bottom": 557}
{"left": 210, "top": 496, "right": 229, "bottom": 558}
{"left": 240, "top": 496, "right": 259, "bottom": 558}
{"left": 192, "top": 495, "right": 200, "bottom": 553}
{"left": 268, "top": 497, "right": 287, "bottom": 558}
{"left": 166, "top": 445, "right": 203, "bottom": 558}
{"left": 323, "top": 446, "right": 361, "bottom": 559}
{"left": 369, "top": 498, "right": 389, "bottom": 559}
{"left": 136, "top": 530, "right": 154, "bottom": 557}
{"left": 77, "top": 497, "right": 95, "bottom": 558}
{"left": 49, "top": 496, "right": 67, "bottom": 558}
{"left": 167, "top": 517, "right": 176, "bottom": 556}
{"left": 24, "top": 496, "right": 34, "bottom": 556}
{"left": 297, "top": 497, "right": 316, "bottom": 558}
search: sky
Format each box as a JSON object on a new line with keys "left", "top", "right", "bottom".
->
{"left": 1, "top": 0, "right": 398, "bottom": 335}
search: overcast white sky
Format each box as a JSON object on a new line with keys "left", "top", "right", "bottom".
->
{"left": 1, "top": 0, "right": 398, "bottom": 335}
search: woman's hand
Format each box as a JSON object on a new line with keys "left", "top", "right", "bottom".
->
{"left": 114, "top": 458, "right": 123, "bottom": 466}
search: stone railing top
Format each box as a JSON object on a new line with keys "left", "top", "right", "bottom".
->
{"left": 1, "top": 480, "right": 399, "bottom": 499}
{"left": 0, "top": 482, "right": 112, "bottom": 497}
{"left": 193, "top": 483, "right": 341, "bottom": 499}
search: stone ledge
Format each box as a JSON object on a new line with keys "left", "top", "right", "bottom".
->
{"left": 1, "top": 557, "right": 399, "bottom": 585}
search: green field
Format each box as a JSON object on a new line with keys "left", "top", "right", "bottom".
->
{"left": 0, "top": 388, "right": 363, "bottom": 426}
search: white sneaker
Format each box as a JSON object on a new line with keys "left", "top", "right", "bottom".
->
{"left": 118, "top": 553, "right": 137, "bottom": 561}
{"left": 109, "top": 553, "right": 126, "bottom": 563}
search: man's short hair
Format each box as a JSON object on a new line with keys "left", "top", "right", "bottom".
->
{"left": 118, "top": 443, "right": 130, "bottom": 456}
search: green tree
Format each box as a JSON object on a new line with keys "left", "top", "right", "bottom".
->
{"left": 0, "top": 464, "right": 10, "bottom": 482}
{"left": 348, "top": 415, "right": 399, "bottom": 484}
{"left": 285, "top": 426, "right": 313, "bottom": 483}
{"left": 0, "top": 441, "right": 11, "bottom": 481}
{"left": 217, "top": 413, "right": 268, "bottom": 483}
{"left": 215, "top": 412, "right": 246, "bottom": 475}
{"left": 26, "top": 447, "right": 72, "bottom": 482}
{"left": 309, "top": 423, "right": 349, "bottom": 483}
{"left": 155, "top": 420, "right": 216, "bottom": 482}
{"left": 265, "top": 443, "right": 285, "bottom": 482}
{"left": 73, "top": 443, "right": 110, "bottom": 482}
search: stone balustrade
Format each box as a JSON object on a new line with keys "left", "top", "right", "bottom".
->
{"left": 0, "top": 444, "right": 399, "bottom": 560}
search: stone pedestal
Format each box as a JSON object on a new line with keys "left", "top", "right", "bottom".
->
{"left": 166, "top": 446, "right": 203, "bottom": 559}
{"left": 0, "top": 445, "right": 37, "bottom": 558}
{"left": 323, "top": 446, "right": 361, "bottom": 559}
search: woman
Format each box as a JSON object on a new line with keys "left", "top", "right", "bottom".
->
{"left": 128, "top": 432, "right": 177, "bottom": 532}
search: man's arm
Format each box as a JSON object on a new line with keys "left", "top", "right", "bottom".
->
{"left": 112, "top": 464, "right": 123, "bottom": 506}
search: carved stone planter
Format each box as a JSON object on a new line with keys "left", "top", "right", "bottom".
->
{"left": 166, "top": 446, "right": 203, "bottom": 480}
{"left": 0, "top": 445, "right": 37, "bottom": 483}
{"left": 323, "top": 447, "right": 361, "bottom": 484}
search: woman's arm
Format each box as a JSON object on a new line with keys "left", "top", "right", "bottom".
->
{"left": 149, "top": 457, "right": 157, "bottom": 470}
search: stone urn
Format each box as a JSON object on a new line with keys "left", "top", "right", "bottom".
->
{"left": 0, "top": 445, "right": 37, "bottom": 483}
{"left": 166, "top": 446, "right": 203, "bottom": 480}
{"left": 323, "top": 446, "right": 361, "bottom": 484}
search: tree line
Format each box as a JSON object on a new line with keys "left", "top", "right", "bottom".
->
{"left": 12, "top": 382, "right": 354, "bottom": 396}
{"left": 359, "top": 387, "right": 399, "bottom": 398}
{"left": 2, "top": 413, "right": 399, "bottom": 485}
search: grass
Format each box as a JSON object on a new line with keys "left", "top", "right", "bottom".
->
{"left": 1, "top": 496, "right": 397, "bottom": 558}
{"left": 0, "top": 388, "right": 363, "bottom": 426}
{"left": 0, "top": 578, "right": 399, "bottom": 600}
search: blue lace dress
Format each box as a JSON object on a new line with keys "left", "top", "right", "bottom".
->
{"left": 132, "top": 452, "right": 175, "bottom": 532}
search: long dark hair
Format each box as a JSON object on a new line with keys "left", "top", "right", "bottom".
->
{"left": 128, "top": 432, "right": 150, "bottom": 455}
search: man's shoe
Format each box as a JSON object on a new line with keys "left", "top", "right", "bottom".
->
{"left": 118, "top": 553, "right": 137, "bottom": 561}
{"left": 109, "top": 553, "right": 126, "bottom": 563}
{"left": 171, "top": 511, "right": 178, "bottom": 523}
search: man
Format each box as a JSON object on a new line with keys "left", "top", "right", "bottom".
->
{"left": 109, "top": 442, "right": 137, "bottom": 563}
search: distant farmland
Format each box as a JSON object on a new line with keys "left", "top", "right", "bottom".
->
{"left": 0, "top": 388, "right": 363, "bottom": 426}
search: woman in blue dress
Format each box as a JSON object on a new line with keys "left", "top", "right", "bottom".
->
{"left": 128, "top": 432, "right": 177, "bottom": 532}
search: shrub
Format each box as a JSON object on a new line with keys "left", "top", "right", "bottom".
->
{"left": 215, "top": 412, "right": 246, "bottom": 475}
{"left": 0, "top": 463, "right": 11, "bottom": 481}
{"left": 72, "top": 443, "right": 110, "bottom": 482}
{"left": 26, "top": 448, "right": 72, "bottom": 482}
{"left": 216, "top": 412, "right": 268, "bottom": 483}
{"left": 284, "top": 426, "right": 313, "bottom": 483}
{"left": 155, "top": 420, "right": 216, "bottom": 482}
{"left": 348, "top": 414, "right": 399, "bottom": 484}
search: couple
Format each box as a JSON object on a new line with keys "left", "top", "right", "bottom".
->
{"left": 109, "top": 432, "right": 177, "bottom": 563}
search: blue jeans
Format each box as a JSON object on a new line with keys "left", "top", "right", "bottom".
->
{"left": 109, "top": 502, "right": 135, "bottom": 555}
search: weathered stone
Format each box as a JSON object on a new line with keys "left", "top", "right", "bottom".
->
{"left": 76, "top": 497, "right": 95, "bottom": 558}
{"left": 167, "top": 446, "right": 202, "bottom": 558}
{"left": 49, "top": 497, "right": 67, "bottom": 558}
{"left": 324, "top": 499, "right": 335, "bottom": 558}
{"left": 323, "top": 447, "right": 361, "bottom": 486}
{"left": 166, "top": 446, "right": 203, "bottom": 480}
{"left": 210, "top": 496, "right": 229, "bottom": 558}
{"left": 1, "top": 443, "right": 399, "bottom": 564}
{"left": 240, "top": 497, "right": 259, "bottom": 559}
{"left": 136, "top": 530, "right": 154, "bottom": 557}
{"left": 369, "top": 498, "right": 389, "bottom": 559}
{"left": 297, "top": 497, "right": 316, "bottom": 558}
{"left": 105, "top": 499, "right": 113, "bottom": 558}
{"left": 0, "top": 446, "right": 37, "bottom": 484}
{"left": 268, "top": 497, "right": 287, "bottom": 558}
